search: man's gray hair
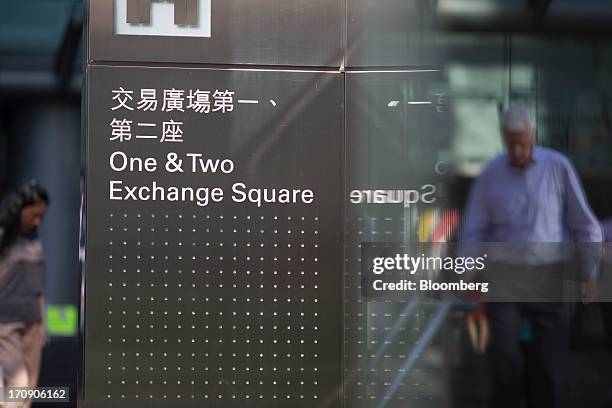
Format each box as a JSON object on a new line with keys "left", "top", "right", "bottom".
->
{"left": 501, "top": 105, "right": 535, "bottom": 135}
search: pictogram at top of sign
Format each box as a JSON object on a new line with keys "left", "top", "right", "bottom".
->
{"left": 115, "top": 0, "right": 211, "bottom": 38}
{"left": 88, "top": 0, "right": 343, "bottom": 67}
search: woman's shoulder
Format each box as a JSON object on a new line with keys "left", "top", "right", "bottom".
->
{"left": 9, "top": 237, "right": 44, "bottom": 264}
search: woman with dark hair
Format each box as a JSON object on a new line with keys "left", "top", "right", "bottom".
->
{"left": 0, "top": 181, "right": 48, "bottom": 406}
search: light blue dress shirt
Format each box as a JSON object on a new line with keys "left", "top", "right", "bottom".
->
{"left": 461, "top": 146, "right": 602, "bottom": 267}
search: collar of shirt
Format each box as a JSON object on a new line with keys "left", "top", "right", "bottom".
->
{"left": 506, "top": 144, "right": 542, "bottom": 171}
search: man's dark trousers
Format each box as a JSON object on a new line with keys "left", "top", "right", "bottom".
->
{"left": 487, "top": 302, "right": 570, "bottom": 408}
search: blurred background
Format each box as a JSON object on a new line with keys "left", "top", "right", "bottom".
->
{"left": 346, "top": 0, "right": 612, "bottom": 407}
{"left": 2, "top": 0, "right": 612, "bottom": 407}
{"left": 0, "top": 1, "right": 82, "bottom": 406}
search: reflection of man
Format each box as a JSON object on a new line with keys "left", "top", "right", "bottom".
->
{"left": 461, "top": 106, "right": 602, "bottom": 408}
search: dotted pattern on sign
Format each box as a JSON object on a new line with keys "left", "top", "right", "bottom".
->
{"left": 344, "top": 208, "right": 444, "bottom": 408}
{"left": 101, "top": 211, "right": 325, "bottom": 404}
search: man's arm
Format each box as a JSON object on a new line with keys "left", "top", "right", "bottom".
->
{"left": 458, "top": 173, "right": 490, "bottom": 264}
{"left": 564, "top": 160, "right": 603, "bottom": 243}
{"left": 563, "top": 159, "right": 603, "bottom": 300}
{"left": 460, "top": 174, "right": 490, "bottom": 244}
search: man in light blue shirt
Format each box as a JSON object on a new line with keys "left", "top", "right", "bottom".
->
{"left": 461, "top": 106, "right": 602, "bottom": 408}
{"left": 462, "top": 113, "right": 602, "bottom": 258}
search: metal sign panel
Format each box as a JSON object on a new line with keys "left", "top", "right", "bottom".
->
{"left": 84, "top": 65, "right": 343, "bottom": 407}
{"left": 344, "top": 70, "right": 452, "bottom": 407}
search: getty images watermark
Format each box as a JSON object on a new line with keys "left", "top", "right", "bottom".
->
{"left": 361, "top": 242, "right": 610, "bottom": 302}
